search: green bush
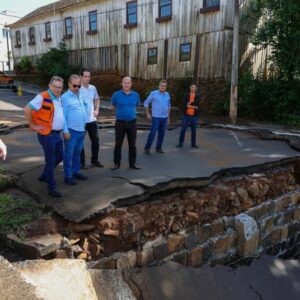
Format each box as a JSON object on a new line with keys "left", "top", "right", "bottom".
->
{"left": 36, "top": 42, "right": 80, "bottom": 82}
{"left": 238, "top": 71, "right": 300, "bottom": 126}
{"left": 16, "top": 56, "right": 32, "bottom": 73}
{"left": 235, "top": 0, "right": 300, "bottom": 126}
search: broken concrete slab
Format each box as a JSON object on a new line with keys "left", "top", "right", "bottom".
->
{"left": 14, "top": 259, "right": 98, "bottom": 300}
{"left": 0, "top": 256, "right": 40, "bottom": 300}
{"left": 2, "top": 126, "right": 299, "bottom": 222}
{"left": 20, "top": 167, "right": 144, "bottom": 222}
{"left": 89, "top": 269, "right": 136, "bottom": 300}
{"left": 125, "top": 256, "right": 300, "bottom": 300}
{"left": 6, "top": 233, "right": 64, "bottom": 259}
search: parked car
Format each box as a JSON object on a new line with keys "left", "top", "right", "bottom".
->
{"left": 0, "top": 71, "right": 14, "bottom": 88}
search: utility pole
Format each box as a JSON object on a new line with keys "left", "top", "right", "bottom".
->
{"left": 230, "top": 0, "right": 240, "bottom": 124}
{"left": 5, "top": 23, "right": 11, "bottom": 72}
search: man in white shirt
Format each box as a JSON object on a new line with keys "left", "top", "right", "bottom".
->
{"left": 80, "top": 69, "right": 103, "bottom": 168}
{"left": 24, "top": 76, "right": 69, "bottom": 198}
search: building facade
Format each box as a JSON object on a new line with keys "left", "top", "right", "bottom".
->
{"left": 8, "top": 0, "right": 261, "bottom": 81}
{"left": 0, "top": 11, "right": 20, "bottom": 72}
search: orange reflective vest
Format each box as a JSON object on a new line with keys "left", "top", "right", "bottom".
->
{"left": 31, "top": 91, "right": 54, "bottom": 135}
{"left": 186, "top": 93, "right": 196, "bottom": 116}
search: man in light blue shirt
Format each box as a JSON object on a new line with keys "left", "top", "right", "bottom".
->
{"left": 62, "top": 74, "right": 88, "bottom": 185}
{"left": 144, "top": 80, "right": 171, "bottom": 154}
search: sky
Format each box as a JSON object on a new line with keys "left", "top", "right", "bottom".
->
{"left": 1, "top": 0, "right": 56, "bottom": 18}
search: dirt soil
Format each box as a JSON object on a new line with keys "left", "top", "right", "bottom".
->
{"left": 18, "top": 165, "right": 298, "bottom": 261}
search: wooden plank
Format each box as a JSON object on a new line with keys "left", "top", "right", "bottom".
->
{"left": 193, "top": 35, "right": 201, "bottom": 81}
{"left": 163, "top": 39, "right": 168, "bottom": 79}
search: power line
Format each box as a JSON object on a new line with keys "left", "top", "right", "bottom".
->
{"left": 0, "top": 12, "right": 21, "bottom": 19}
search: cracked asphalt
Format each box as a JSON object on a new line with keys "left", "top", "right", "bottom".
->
{"left": 1, "top": 88, "right": 300, "bottom": 222}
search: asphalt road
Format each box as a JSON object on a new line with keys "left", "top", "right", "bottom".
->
{"left": 1, "top": 88, "right": 299, "bottom": 221}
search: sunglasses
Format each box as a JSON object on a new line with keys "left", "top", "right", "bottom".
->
{"left": 72, "top": 84, "right": 81, "bottom": 88}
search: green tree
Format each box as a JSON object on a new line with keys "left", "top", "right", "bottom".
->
{"left": 17, "top": 56, "right": 32, "bottom": 73}
{"left": 236, "top": 0, "right": 300, "bottom": 126}
{"left": 250, "top": 0, "right": 300, "bottom": 80}
{"left": 36, "top": 42, "right": 79, "bottom": 81}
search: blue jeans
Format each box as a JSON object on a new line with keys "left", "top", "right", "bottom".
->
{"left": 145, "top": 117, "right": 168, "bottom": 149}
{"left": 64, "top": 129, "right": 85, "bottom": 179}
{"left": 38, "top": 132, "right": 63, "bottom": 191}
{"left": 178, "top": 115, "right": 198, "bottom": 146}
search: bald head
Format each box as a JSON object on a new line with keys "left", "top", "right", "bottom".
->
{"left": 122, "top": 76, "right": 132, "bottom": 93}
{"left": 68, "top": 74, "right": 81, "bottom": 93}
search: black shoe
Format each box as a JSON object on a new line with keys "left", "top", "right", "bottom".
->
{"left": 144, "top": 148, "right": 151, "bottom": 155}
{"left": 48, "top": 189, "right": 62, "bottom": 198}
{"left": 130, "top": 164, "right": 141, "bottom": 170}
{"left": 176, "top": 144, "right": 183, "bottom": 148}
{"left": 81, "top": 164, "right": 89, "bottom": 170}
{"left": 191, "top": 145, "right": 199, "bottom": 148}
{"left": 156, "top": 148, "right": 165, "bottom": 153}
{"left": 111, "top": 164, "right": 120, "bottom": 170}
{"left": 64, "top": 178, "right": 77, "bottom": 185}
{"left": 38, "top": 175, "right": 46, "bottom": 182}
{"left": 74, "top": 173, "right": 88, "bottom": 180}
{"left": 91, "top": 161, "right": 104, "bottom": 168}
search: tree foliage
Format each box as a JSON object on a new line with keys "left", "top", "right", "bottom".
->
{"left": 36, "top": 42, "right": 79, "bottom": 82}
{"left": 250, "top": 0, "right": 300, "bottom": 80}
{"left": 237, "top": 0, "right": 300, "bottom": 126}
{"left": 15, "top": 56, "right": 32, "bottom": 73}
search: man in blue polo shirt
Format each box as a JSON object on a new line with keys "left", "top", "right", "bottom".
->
{"left": 62, "top": 74, "right": 88, "bottom": 185}
{"left": 111, "top": 77, "right": 140, "bottom": 170}
{"left": 144, "top": 80, "right": 171, "bottom": 154}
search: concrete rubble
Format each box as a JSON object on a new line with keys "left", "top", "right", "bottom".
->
{"left": 0, "top": 256, "right": 136, "bottom": 300}
{"left": 2, "top": 255, "right": 298, "bottom": 300}
{"left": 6, "top": 233, "right": 64, "bottom": 259}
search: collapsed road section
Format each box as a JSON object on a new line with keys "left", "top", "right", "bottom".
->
{"left": 1, "top": 125, "right": 300, "bottom": 221}
{"left": 2, "top": 162, "right": 299, "bottom": 266}
{"left": 0, "top": 121, "right": 300, "bottom": 299}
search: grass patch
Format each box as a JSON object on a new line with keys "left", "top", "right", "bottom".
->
{"left": 0, "top": 194, "right": 45, "bottom": 234}
{"left": 0, "top": 174, "right": 15, "bottom": 192}
{"left": 0, "top": 168, "right": 15, "bottom": 192}
{"left": 0, "top": 167, "right": 7, "bottom": 174}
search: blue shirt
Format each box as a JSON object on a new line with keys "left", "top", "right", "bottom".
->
{"left": 144, "top": 89, "right": 171, "bottom": 118}
{"left": 62, "top": 89, "right": 87, "bottom": 132}
{"left": 111, "top": 90, "right": 140, "bottom": 122}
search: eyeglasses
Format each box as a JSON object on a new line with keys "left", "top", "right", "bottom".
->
{"left": 72, "top": 84, "right": 81, "bottom": 88}
{"left": 52, "top": 85, "right": 62, "bottom": 90}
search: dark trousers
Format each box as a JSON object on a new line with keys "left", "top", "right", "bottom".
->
{"left": 80, "top": 121, "right": 100, "bottom": 165}
{"left": 38, "top": 132, "right": 63, "bottom": 191}
{"left": 114, "top": 120, "right": 137, "bottom": 165}
{"left": 178, "top": 115, "right": 198, "bottom": 146}
{"left": 145, "top": 117, "right": 168, "bottom": 150}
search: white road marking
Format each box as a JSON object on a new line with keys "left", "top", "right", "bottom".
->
{"left": 231, "top": 131, "right": 243, "bottom": 147}
{"left": 251, "top": 154, "right": 287, "bottom": 158}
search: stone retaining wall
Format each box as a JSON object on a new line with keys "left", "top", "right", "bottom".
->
{"left": 89, "top": 190, "right": 300, "bottom": 269}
